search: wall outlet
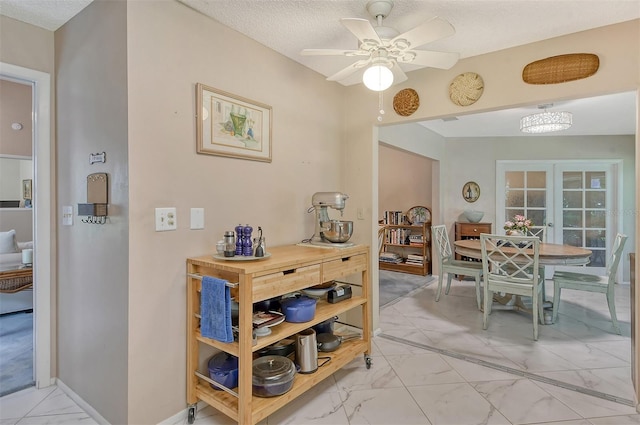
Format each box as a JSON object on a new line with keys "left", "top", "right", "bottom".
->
{"left": 155, "top": 207, "right": 177, "bottom": 231}
{"left": 190, "top": 208, "right": 204, "bottom": 230}
{"left": 357, "top": 207, "right": 364, "bottom": 220}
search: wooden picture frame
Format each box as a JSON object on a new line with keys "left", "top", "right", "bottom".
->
{"left": 22, "top": 179, "right": 32, "bottom": 200}
{"left": 196, "top": 83, "right": 272, "bottom": 162}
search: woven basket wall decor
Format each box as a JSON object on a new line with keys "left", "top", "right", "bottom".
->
{"left": 522, "top": 53, "right": 599, "bottom": 84}
{"left": 393, "top": 88, "right": 420, "bottom": 116}
{"left": 449, "top": 72, "right": 484, "bottom": 106}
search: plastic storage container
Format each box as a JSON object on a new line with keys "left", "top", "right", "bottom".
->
{"left": 252, "top": 355, "right": 296, "bottom": 397}
{"left": 280, "top": 296, "right": 317, "bottom": 323}
{"left": 208, "top": 352, "right": 239, "bottom": 390}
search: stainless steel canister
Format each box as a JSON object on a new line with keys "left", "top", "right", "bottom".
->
{"left": 223, "top": 231, "right": 235, "bottom": 257}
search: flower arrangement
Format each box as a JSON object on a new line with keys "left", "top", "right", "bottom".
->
{"left": 504, "top": 214, "right": 533, "bottom": 235}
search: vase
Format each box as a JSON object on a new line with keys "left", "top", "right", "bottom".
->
{"left": 507, "top": 230, "right": 524, "bottom": 236}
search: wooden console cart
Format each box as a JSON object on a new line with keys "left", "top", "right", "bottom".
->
{"left": 186, "top": 244, "right": 371, "bottom": 424}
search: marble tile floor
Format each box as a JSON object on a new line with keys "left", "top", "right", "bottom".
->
{"left": 1, "top": 277, "right": 638, "bottom": 425}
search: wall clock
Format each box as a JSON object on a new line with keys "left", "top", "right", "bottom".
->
{"left": 462, "top": 181, "right": 480, "bottom": 203}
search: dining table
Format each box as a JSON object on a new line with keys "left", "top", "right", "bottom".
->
{"left": 453, "top": 239, "right": 593, "bottom": 322}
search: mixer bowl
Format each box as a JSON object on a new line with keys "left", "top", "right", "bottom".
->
{"left": 321, "top": 220, "right": 353, "bottom": 243}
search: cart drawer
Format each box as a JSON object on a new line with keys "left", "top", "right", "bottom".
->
{"left": 322, "top": 254, "right": 367, "bottom": 282}
{"left": 252, "top": 264, "right": 321, "bottom": 302}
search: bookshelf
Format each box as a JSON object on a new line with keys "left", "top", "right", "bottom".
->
{"left": 379, "top": 221, "right": 431, "bottom": 276}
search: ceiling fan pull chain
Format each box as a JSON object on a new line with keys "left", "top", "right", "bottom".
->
{"left": 378, "top": 91, "right": 385, "bottom": 122}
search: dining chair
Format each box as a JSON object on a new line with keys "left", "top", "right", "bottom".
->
{"left": 527, "top": 225, "right": 548, "bottom": 299}
{"left": 551, "top": 233, "right": 628, "bottom": 334}
{"left": 432, "top": 224, "right": 483, "bottom": 309}
{"left": 527, "top": 226, "right": 547, "bottom": 242}
{"left": 480, "top": 234, "right": 543, "bottom": 340}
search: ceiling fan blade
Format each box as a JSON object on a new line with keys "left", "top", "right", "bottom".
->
{"left": 390, "top": 64, "right": 408, "bottom": 86}
{"left": 326, "top": 59, "right": 370, "bottom": 82}
{"left": 340, "top": 18, "right": 382, "bottom": 45}
{"left": 391, "top": 16, "right": 455, "bottom": 49}
{"left": 300, "top": 48, "right": 365, "bottom": 57}
{"left": 399, "top": 50, "right": 460, "bottom": 69}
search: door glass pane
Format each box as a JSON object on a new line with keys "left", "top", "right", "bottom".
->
{"left": 527, "top": 210, "right": 545, "bottom": 227}
{"left": 585, "top": 210, "right": 606, "bottom": 228}
{"left": 589, "top": 249, "right": 606, "bottom": 267}
{"left": 505, "top": 190, "right": 524, "bottom": 207}
{"left": 563, "top": 172, "right": 583, "bottom": 189}
{"left": 527, "top": 190, "right": 546, "bottom": 207}
{"left": 563, "top": 211, "right": 582, "bottom": 228}
{"left": 563, "top": 191, "right": 582, "bottom": 208}
{"left": 586, "top": 171, "right": 606, "bottom": 189}
{"left": 528, "top": 172, "right": 546, "bottom": 188}
{"left": 585, "top": 229, "right": 606, "bottom": 248}
{"left": 505, "top": 208, "right": 524, "bottom": 220}
{"left": 586, "top": 191, "right": 605, "bottom": 208}
{"left": 564, "top": 229, "right": 583, "bottom": 246}
{"left": 506, "top": 171, "right": 524, "bottom": 188}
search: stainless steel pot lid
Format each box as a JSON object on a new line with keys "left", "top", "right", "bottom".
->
{"left": 252, "top": 355, "right": 295, "bottom": 382}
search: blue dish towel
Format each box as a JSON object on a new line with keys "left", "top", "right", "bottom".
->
{"left": 200, "top": 276, "right": 234, "bottom": 343}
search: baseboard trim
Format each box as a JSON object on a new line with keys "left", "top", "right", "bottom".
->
{"left": 56, "top": 379, "right": 110, "bottom": 425}
{"left": 157, "top": 400, "right": 209, "bottom": 425}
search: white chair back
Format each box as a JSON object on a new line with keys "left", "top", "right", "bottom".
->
{"left": 527, "top": 226, "right": 546, "bottom": 243}
{"left": 432, "top": 224, "right": 453, "bottom": 264}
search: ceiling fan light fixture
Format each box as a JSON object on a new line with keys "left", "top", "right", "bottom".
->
{"left": 363, "top": 64, "right": 394, "bottom": 91}
{"left": 520, "top": 106, "right": 572, "bottom": 134}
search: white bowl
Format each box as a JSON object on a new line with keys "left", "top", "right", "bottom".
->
{"left": 464, "top": 210, "right": 484, "bottom": 223}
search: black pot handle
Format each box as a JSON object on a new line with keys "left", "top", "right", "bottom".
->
{"left": 318, "top": 356, "right": 331, "bottom": 367}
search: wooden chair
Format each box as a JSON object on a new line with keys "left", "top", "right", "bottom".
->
{"left": 480, "top": 234, "right": 543, "bottom": 340}
{"left": 432, "top": 224, "right": 483, "bottom": 309}
{"left": 551, "top": 233, "right": 628, "bottom": 334}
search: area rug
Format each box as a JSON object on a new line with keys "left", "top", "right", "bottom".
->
{"left": 0, "top": 311, "right": 34, "bottom": 397}
{"left": 379, "top": 270, "right": 435, "bottom": 308}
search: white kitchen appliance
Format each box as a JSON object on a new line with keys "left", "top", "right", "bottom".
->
{"left": 309, "top": 192, "right": 354, "bottom": 247}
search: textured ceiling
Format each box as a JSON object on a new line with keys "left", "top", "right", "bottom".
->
{"left": 1, "top": 0, "right": 638, "bottom": 137}
{"left": 0, "top": 0, "right": 92, "bottom": 31}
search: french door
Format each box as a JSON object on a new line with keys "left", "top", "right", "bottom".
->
{"left": 497, "top": 160, "right": 621, "bottom": 276}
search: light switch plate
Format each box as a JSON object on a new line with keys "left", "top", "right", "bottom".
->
{"left": 155, "top": 207, "right": 177, "bottom": 231}
{"left": 62, "top": 206, "right": 73, "bottom": 226}
{"left": 190, "top": 208, "right": 204, "bottom": 230}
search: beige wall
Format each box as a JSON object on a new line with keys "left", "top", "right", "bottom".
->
{"left": 378, "top": 143, "right": 433, "bottom": 220}
{"left": 2, "top": 3, "right": 638, "bottom": 424}
{"left": 55, "top": 1, "right": 129, "bottom": 423}
{"left": 0, "top": 80, "right": 32, "bottom": 156}
{"left": 125, "top": 1, "right": 344, "bottom": 423}
{"left": 0, "top": 16, "right": 55, "bottom": 74}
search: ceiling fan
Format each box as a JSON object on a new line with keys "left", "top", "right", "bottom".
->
{"left": 300, "top": 0, "right": 460, "bottom": 91}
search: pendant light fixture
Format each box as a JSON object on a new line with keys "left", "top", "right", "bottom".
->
{"left": 362, "top": 50, "right": 394, "bottom": 92}
{"left": 520, "top": 104, "right": 572, "bottom": 133}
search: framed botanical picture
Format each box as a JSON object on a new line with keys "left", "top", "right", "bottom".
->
{"left": 22, "top": 179, "right": 32, "bottom": 200}
{"left": 196, "top": 83, "right": 272, "bottom": 162}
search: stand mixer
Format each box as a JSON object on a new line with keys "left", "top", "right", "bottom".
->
{"left": 309, "top": 192, "right": 354, "bottom": 247}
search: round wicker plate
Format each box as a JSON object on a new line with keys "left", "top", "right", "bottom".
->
{"left": 393, "top": 88, "right": 420, "bottom": 116}
{"left": 449, "top": 72, "right": 484, "bottom": 106}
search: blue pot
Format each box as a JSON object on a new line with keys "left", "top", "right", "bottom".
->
{"left": 207, "top": 352, "right": 238, "bottom": 390}
{"left": 280, "top": 296, "right": 317, "bottom": 323}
